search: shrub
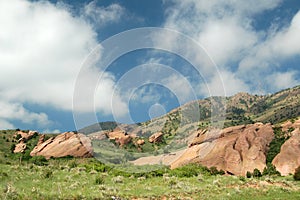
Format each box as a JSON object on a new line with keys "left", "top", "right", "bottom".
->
{"left": 246, "top": 171, "right": 252, "bottom": 178}
{"left": 209, "top": 166, "right": 225, "bottom": 175}
{"left": 69, "top": 160, "right": 78, "bottom": 168}
{"left": 239, "top": 176, "right": 246, "bottom": 182}
{"left": 10, "top": 144, "right": 15, "bottom": 153}
{"left": 253, "top": 168, "right": 262, "bottom": 178}
{"left": 15, "top": 134, "right": 22, "bottom": 140}
{"left": 43, "top": 169, "right": 53, "bottom": 179}
{"left": 95, "top": 176, "right": 105, "bottom": 185}
{"left": 31, "top": 156, "right": 48, "bottom": 166}
{"left": 266, "top": 127, "right": 289, "bottom": 163}
{"left": 293, "top": 166, "right": 300, "bottom": 181}
{"left": 262, "top": 163, "right": 281, "bottom": 176}
{"left": 170, "top": 164, "right": 211, "bottom": 177}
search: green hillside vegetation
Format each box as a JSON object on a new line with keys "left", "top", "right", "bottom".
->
{"left": 79, "top": 121, "right": 118, "bottom": 134}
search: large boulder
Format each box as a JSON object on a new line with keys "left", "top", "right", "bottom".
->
{"left": 30, "top": 132, "right": 93, "bottom": 159}
{"left": 170, "top": 123, "right": 274, "bottom": 176}
{"left": 149, "top": 132, "right": 163, "bottom": 143}
{"left": 272, "top": 128, "right": 300, "bottom": 176}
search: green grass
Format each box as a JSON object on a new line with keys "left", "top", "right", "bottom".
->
{"left": 1, "top": 128, "right": 300, "bottom": 199}
{"left": 1, "top": 159, "right": 300, "bottom": 199}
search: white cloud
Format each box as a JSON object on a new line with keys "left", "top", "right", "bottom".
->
{"left": 0, "top": 119, "right": 15, "bottom": 130}
{"left": 265, "top": 71, "right": 299, "bottom": 91}
{"left": 83, "top": 1, "right": 125, "bottom": 27}
{"left": 0, "top": 100, "right": 51, "bottom": 128}
{"left": 200, "top": 70, "right": 249, "bottom": 97}
{"left": 0, "top": 0, "right": 128, "bottom": 129}
{"left": 239, "top": 11, "right": 300, "bottom": 71}
{"left": 157, "top": 0, "right": 299, "bottom": 96}
{"left": 161, "top": 74, "right": 195, "bottom": 103}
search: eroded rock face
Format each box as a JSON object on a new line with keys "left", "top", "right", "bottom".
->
{"left": 281, "top": 119, "right": 300, "bottom": 132}
{"left": 14, "top": 130, "right": 38, "bottom": 142}
{"left": 171, "top": 123, "right": 274, "bottom": 176}
{"left": 272, "top": 128, "right": 300, "bottom": 176}
{"left": 14, "top": 142, "right": 27, "bottom": 153}
{"left": 115, "top": 135, "right": 132, "bottom": 147}
{"left": 13, "top": 130, "right": 38, "bottom": 153}
{"left": 30, "top": 132, "right": 93, "bottom": 159}
{"left": 105, "top": 129, "right": 133, "bottom": 147}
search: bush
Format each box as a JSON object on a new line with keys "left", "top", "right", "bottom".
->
{"left": 293, "top": 166, "right": 300, "bottom": 181}
{"left": 31, "top": 156, "right": 48, "bottom": 166}
{"left": 266, "top": 127, "right": 289, "bottom": 163}
{"left": 10, "top": 144, "right": 15, "bottom": 153}
{"left": 42, "top": 169, "right": 53, "bottom": 179}
{"left": 262, "top": 163, "right": 281, "bottom": 176}
{"left": 253, "top": 168, "right": 262, "bottom": 178}
{"left": 95, "top": 176, "right": 105, "bottom": 185}
{"left": 15, "top": 134, "right": 22, "bottom": 140}
{"left": 170, "top": 164, "right": 211, "bottom": 178}
{"left": 246, "top": 171, "right": 252, "bottom": 178}
{"left": 209, "top": 166, "right": 225, "bottom": 175}
{"left": 69, "top": 160, "right": 78, "bottom": 168}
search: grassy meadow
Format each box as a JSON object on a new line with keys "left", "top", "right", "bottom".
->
{"left": 1, "top": 130, "right": 300, "bottom": 199}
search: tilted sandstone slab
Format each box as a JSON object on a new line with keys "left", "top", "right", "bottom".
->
{"left": 272, "top": 128, "right": 300, "bottom": 176}
{"left": 171, "top": 123, "right": 274, "bottom": 176}
{"left": 30, "top": 132, "right": 93, "bottom": 159}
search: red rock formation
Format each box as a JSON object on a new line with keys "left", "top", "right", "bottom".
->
{"left": 136, "top": 139, "right": 145, "bottom": 145}
{"left": 14, "top": 130, "right": 38, "bottom": 142}
{"left": 272, "top": 128, "right": 300, "bottom": 176}
{"left": 149, "top": 132, "right": 163, "bottom": 143}
{"left": 37, "top": 134, "right": 45, "bottom": 146}
{"left": 170, "top": 123, "right": 274, "bottom": 176}
{"left": 281, "top": 119, "right": 300, "bottom": 132}
{"left": 30, "top": 132, "right": 93, "bottom": 159}
{"left": 106, "top": 130, "right": 127, "bottom": 140}
{"left": 14, "top": 142, "right": 27, "bottom": 153}
{"left": 115, "top": 135, "right": 132, "bottom": 147}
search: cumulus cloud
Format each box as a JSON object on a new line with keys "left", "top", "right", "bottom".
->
{"left": 157, "top": 0, "right": 299, "bottom": 96}
{"left": 0, "top": 100, "right": 51, "bottom": 127}
{"left": 83, "top": 0, "right": 125, "bottom": 27}
{"left": 239, "top": 11, "right": 300, "bottom": 73}
{"left": 0, "top": 0, "right": 127, "bottom": 129}
{"left": 265, "top": 71, "right": 299, "bottom": 91}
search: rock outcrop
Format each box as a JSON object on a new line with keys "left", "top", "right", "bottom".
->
{"left": 272, "top": 127, "right": 300, "bottom": 176}
{"left": 149, "top": 132, "right": 163, "bottom": 143}
{"left": 14, "top": 130, "right": 38, "bottom": 142}
{"left": 14, "top": 142, "right": 27, "bottom": 153}
{"left": 170, "top": 123, "right": 274, "bottom": 176}
{"left": 105, "top": 129, "right": 133, "bottom": 147}
{"left": 136, "top": 139, "right": 145, "bottom": 145}
{"left": 30, "top": 132, "right": 93, "bottom": 159}
{"left": 13, "top": 130, "right": 38, "bottom": 153}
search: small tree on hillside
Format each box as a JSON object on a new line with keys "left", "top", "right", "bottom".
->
{"left": 253, "top": 168, "right": 262, "bottom": 178}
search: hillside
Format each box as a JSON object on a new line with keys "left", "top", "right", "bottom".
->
{"left": 84, "top": 85, "right": 300, "bottom": 144}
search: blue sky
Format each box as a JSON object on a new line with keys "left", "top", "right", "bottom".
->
{"left": 0, "top": 0, "right": 300, "bottom": 132}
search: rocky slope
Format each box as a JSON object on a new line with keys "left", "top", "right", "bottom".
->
{"left": 132, "top": 123, "right": 274, "bottom": 176}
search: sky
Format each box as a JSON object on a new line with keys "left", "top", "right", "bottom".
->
{"left": 0, "top": 0, "right": 300, "bottom": 132}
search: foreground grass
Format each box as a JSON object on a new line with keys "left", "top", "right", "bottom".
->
{"left": 1, "top": 159, "right": 300, "bottom": 200}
